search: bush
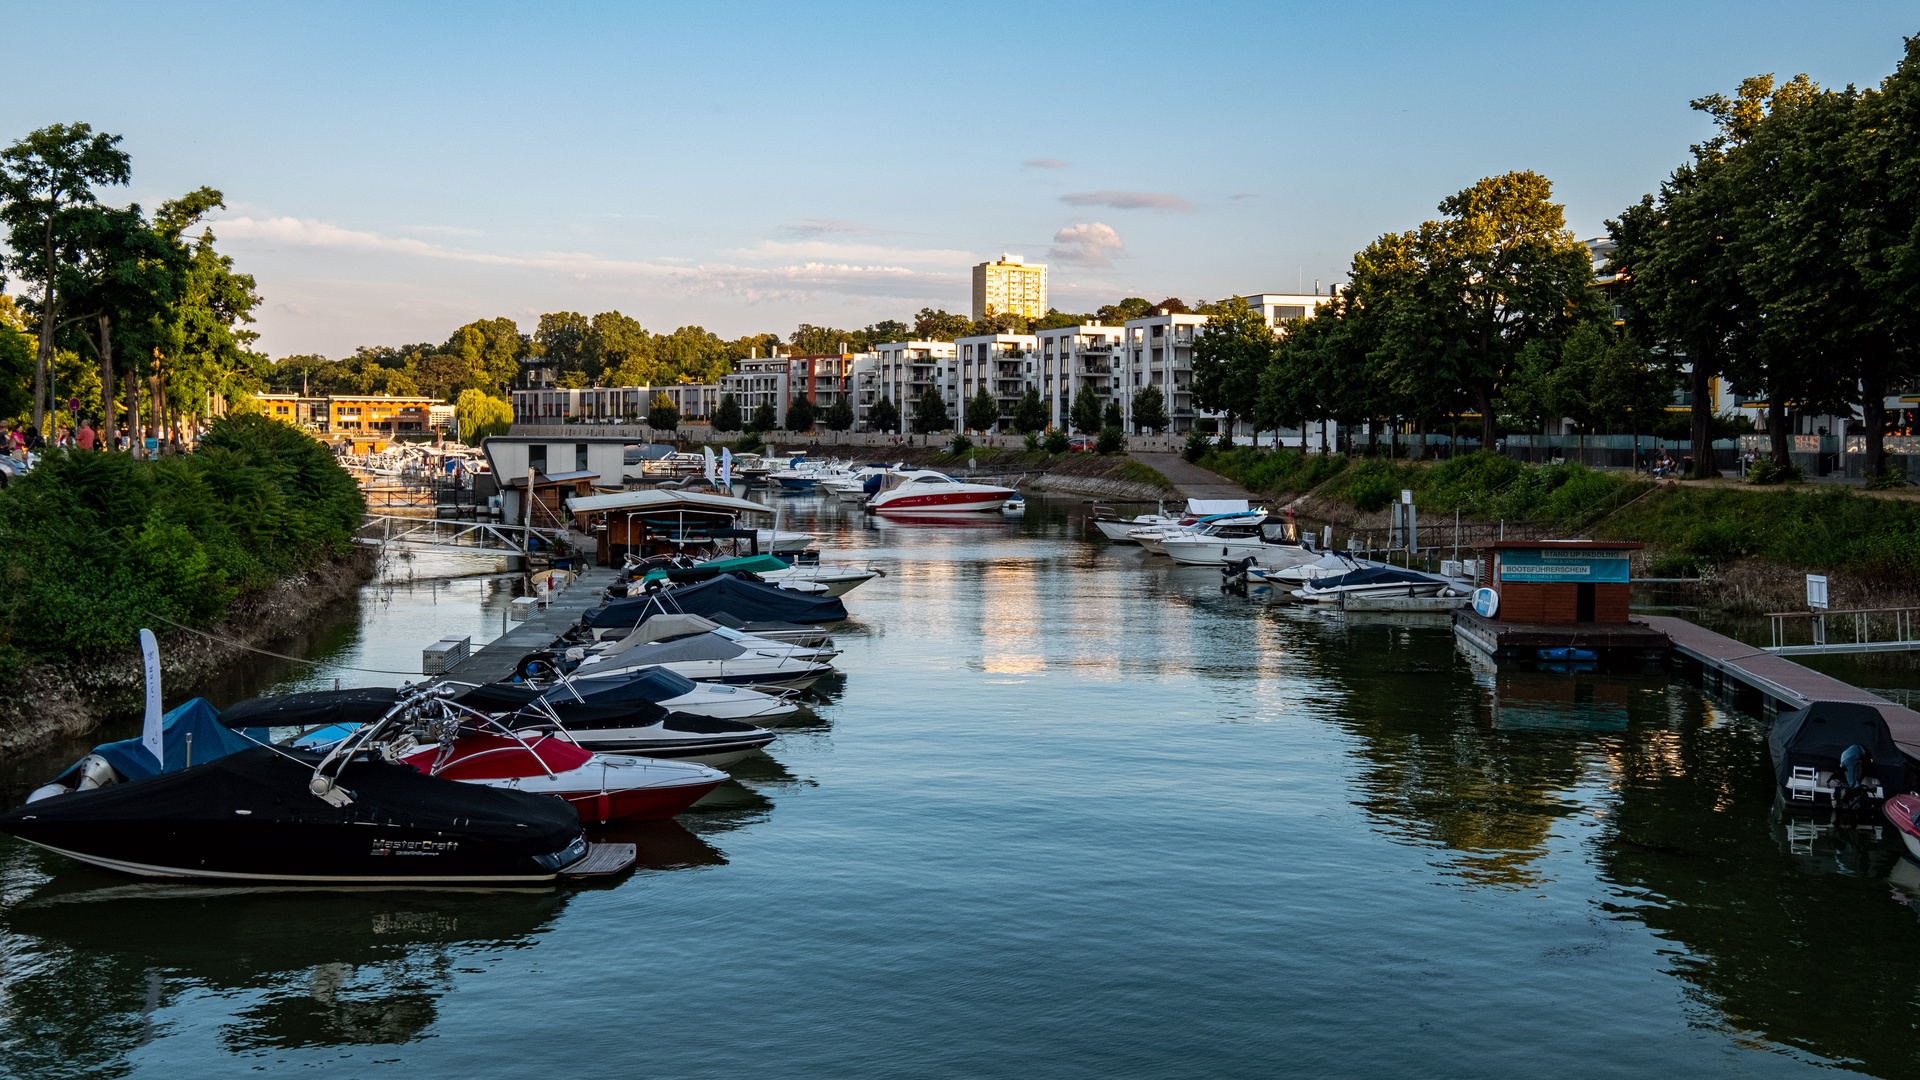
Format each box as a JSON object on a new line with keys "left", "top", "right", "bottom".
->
{"left": 0, "top": 416, "right": 365, "bottom": 681}
{"left": 1868, "top": 467, "right": 1909, "bottom": 491}
{"left": 1183, "top": 431, "right": 1211, "bottom": 462}
{"left": 1645, "top": 552, "right": 1708, "bottom": 578}
{"left": 948, "top": 434, "right": 974, "bottom": 456}
{"left": 1746, "top": 457, "right": 1805, "bottom": 485}
{"left": 1096, "top": 426, "right": 1125, "bottom": 455}
{"left": 1349, "top": 472, "right": 1397, "bottom": 513}
{"left": 1045, "top": 429, "right": 1070, "bottom": 454}
{"left": 735, "top": 432, "right": 763, "bottom": 453}
{"left": 1023, "top": 431, "right": 1042, "bottom": 451}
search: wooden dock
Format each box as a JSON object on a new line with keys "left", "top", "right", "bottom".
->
{"left": 1639, "top": 614, "right": 1920, "bottom": 759}
{"left": 444, "top": 565, "right": 616, "bottom": 684}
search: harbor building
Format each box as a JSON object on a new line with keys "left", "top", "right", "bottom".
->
{"left": 972, "top": 254, "right": 1048, "bottom": 321}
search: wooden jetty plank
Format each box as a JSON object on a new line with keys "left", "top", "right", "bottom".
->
{"left": 444, "top": 565, "right": 615, "bottom": 685}
{"left": 1640, "top": 614, "right": 1920, "bottom": 759}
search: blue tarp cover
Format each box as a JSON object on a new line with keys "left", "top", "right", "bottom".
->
{"left": 61, "top": 698, "right": 261, "bottom": 782}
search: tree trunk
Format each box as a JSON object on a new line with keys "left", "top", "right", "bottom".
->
{"left": 98, "top": 315, "right": 115, "bottom": 447}
{"left": 1221, "top": 411, "right": 1234, "bottom": 449}
{"left": 32, "top": 222, "right": 57, "bottom": 434}
{"left": 125, "top": 371, "right": 140, "bottom": 453}
{"left": 1474, "top": 381, "right": 1497, "bottom": 452}
{"left": 1862, "top": 352, "right": 1888, "bottom": 482}
{"left": 1690, "top": 365, "right": 1714, "bottom": 478}
{"left": 1767, "top": 393, "right": 1790, "bottom": 468}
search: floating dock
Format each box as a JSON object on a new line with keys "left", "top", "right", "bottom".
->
{"left": 444, "top": 565, "right": 616, "bottom": 684}
{"left": 1640, "top": 614, "right": 1920, "bottom": 759}
{"left": 1451, "top": 609, "right": 1672, "bottom": 661}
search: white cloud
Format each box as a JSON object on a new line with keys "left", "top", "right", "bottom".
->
{"left": 1061, "top": 190, "right": 1193, "bottom": 212}
{"left": 775, "top": 217, "right": 893, "bottom": 237}
{"left": 214, "top": 215, "right": 964, "bottom": 300}
{"left": 1048, "top": 222, "right": 1125, "bottom": 269}
{"left": 727, "top": 239, "right": 975, "bottom": 265}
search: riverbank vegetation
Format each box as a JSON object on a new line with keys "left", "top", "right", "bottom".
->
{"left": 0, "top": 415, "right": 364, "bottom": 684}
{"left": 1188, "top": 36, "right": 1920, "bottom": 483}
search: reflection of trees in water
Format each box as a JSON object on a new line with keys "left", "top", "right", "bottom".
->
{"left": 0, "top": 818, "right": 730, "bottom": 1077}
{"left": 1596, "top": 687, "right": 1920, "bottom": 1076}
{"left": 1283, "top": 613, "right": 1658, "bottom": 891}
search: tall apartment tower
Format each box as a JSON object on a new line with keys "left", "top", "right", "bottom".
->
{"left": 971, "top": 254, "right": 1048, "bottom": 321}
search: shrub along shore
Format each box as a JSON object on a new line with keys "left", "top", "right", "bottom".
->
{"left": 1192, "top": 445, "right": 1920, "bottom": 613}
{"left": 0, "top": 415, "right": 370, "bottom": 756}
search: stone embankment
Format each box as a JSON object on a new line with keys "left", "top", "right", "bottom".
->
{"left": 0, "top": 548, "right": 378, "bottom": 759}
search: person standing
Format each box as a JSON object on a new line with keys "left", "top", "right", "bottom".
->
{"left": 77, "top": 419, "right": 96, "bottom": 451}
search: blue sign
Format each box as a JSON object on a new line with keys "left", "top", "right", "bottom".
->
{"left": 1498, "top": 550, "right": 1629, "bottom": 584}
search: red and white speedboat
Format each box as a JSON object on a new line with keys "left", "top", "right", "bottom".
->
{"left": 865, "top": 471, "right": 1016, "bottom": 514}
{"left": 399, "top": 730, "right": 728, "bottom": 825}
{"left": 1885, "top": 794, "right": 1920, "bottom": 860}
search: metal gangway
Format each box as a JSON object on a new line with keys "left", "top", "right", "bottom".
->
{"left": 357, "top": 514, "right": 570, "bottom": 556}
{"left": 1765, "top": 606, "right": 1920, "bottom": 656}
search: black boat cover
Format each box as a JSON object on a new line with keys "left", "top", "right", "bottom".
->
{"left": 219, "top": 687, "right": 405, "bottom": 732}
{"left": 451, "top": 684, "right": 672, "bottom": 731}
{"left": 584, "top": 574, "right": 847, "bottom": 629}
{"left": 9, "top": 747, "right": 579, "bottom": 847}
{"left": 457, "top": 677, "right": 682, "bottom": 720}
{"left": 1310, "top": 566, "right": 1437, "bottom": 590}
{"left": 1769, "top": 700, "right": 1911, "bottom": 789}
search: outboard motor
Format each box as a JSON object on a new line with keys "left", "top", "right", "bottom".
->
{"left": 1834, "top": 744, "right": 1875, "bottom": 810}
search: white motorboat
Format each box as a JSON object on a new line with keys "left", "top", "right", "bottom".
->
{"left": 756, "top": 563, "right": 879, "bottom": 598}
{"left": 456, "top": 684, "right": 782, "bottom": 767}
{"left": 822, "top": 464, "right": 904, "bottom": 502}
{"left": 1094, "top": 499, "right": 1246, "bottom": 543}
{"left": 769, "top": 457, "right": 853, "bottom": 490}
{"left": 498, "top": 667, "right": 800, "bottom": 724}
{"left": 1129, "top": 510, "right": 1267, "bottom": 554}
{"left": 866, "top": 471, "right": 1015, "bottom": 514}
{"left": 569, "top": 630, "right": 835, "bottom": 690}
{"left": 586, "top": 613, "right": 839, "bottom": 663}
{"left": 1290, "top": 565, "right": 1457, "bottom": 604}
{"left": 756, "top": 528, "right": 816, "bottom": 554}
{"left": 1255, "top": 552, "right": 1379, "bottom": 586}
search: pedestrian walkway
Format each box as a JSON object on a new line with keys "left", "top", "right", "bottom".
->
{"left": 1130, "top": 453, "right": 1261, "bottom": 503}
{"left": 447, "top": 564, "right": 615, "bottom": 684}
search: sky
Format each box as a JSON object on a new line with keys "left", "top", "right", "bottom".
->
{"left": 4, "top": 1, "right": 1918, "bottom": 359}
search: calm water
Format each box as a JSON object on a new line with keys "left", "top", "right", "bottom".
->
{"left": 4, "top": 496, "right": 1919, "bottom": 1079}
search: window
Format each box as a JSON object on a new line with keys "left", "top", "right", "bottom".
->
{"left": 1275, "top": 305, "right": 1306, "bottom": 321}
{"left": 576, "top": 444, "right": 589, "bottom": 472}
{"left": 530, "top": 444, "right": 547, "bottom": 474}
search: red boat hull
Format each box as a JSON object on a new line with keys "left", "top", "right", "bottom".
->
{"left": 562, "top": 779, "right": 725, "bottom": 824}
{"left": 870, "top": 491, "right": 1011, "bottom": 513}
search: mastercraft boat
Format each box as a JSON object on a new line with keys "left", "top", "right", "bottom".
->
{"left": 4, "top": 689, "right": 606, "bottom": 884}
{"left": 866, "top": 471, "right": 1016, "bottom": 514}
{"left": 454, "top": 683, "right": 779, "bottom": 766}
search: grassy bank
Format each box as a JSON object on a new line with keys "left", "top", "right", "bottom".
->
{"left": 1196, "top": 446, "right": 1920, "bottom": 603}
{"left": 0, "top": 415, "right": 366, "bottom": 685}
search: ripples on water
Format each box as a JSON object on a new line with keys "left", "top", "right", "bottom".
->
{"left": 2, "top": 496, "right": 1918, "bottom": 1078}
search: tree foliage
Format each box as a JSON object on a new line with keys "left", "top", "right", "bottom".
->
{"left": 868, "top": 395, "right": 899, "bottom": 433}
{"left": 456, "top": 388, "right": 512, "bottom": 445}
{"left": 1131, "top": 384, "right": 1168, "bottom": 433}
{"left": 913, "top": 386, "right": 948, "bottom": 434}
{"left": 711, "top": 392, "right": 743, "bottom": 433}
{"left": 1191, "top": 296, "right": 1273, "bottom": 446}
{"left": 822, "top": 394, "right": 855, "bottom": 432}
{"left": 647, "top": 391, "right": 679, "bottom": 432}
{"left": 965, "top": 387, "right": 998, "bottom": 432}
{"left": 784, "top": 395, "right": 815, "bottom": 433}
{"left": 1012, "top": 386, "right": 1048, "bottom": 432}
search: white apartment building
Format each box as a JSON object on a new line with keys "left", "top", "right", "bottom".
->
{"left": 1243, "top": 292, "right": 1335, "bottom": 330}
{"left": 1117, "top": 310, "right": 1209, "bottom": 434}
{"left": 869, "top": 340, "right": 958, "bottom": 432}
{"left": 1035, "top": 324, "right": 1127, "bottom": 429}
{"left": 954, "top": 333, "right": 1038, "bottom": 430}
{"left": 720, "top": 349, "right": 860, "bottom": 427}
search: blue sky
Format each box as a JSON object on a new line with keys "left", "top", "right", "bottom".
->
{"left": 5, "top": 1, "right": 1917, "bottom": 358}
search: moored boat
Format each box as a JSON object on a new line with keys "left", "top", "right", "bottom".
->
{"left": 866, "top": 471, "right": 1015, "bottom": 514}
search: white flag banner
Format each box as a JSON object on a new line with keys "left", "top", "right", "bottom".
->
{"left": 139, "top": 628, "right": 164, "bottom": 768}
{"left": 720, "top": 448, "right": 733, "bottom": 488}
{"left": 703, "top": 445, "right": 716, "bottom": 482}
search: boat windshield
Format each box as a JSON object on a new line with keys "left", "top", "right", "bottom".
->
{"left": 710, "top": 626, "right": 748, "bottom": 641}
{"left": 588, "top": 666, "right": 700, "bottom": 699}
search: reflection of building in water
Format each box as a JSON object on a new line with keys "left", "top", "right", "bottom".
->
{"left": 1489, "top": 670, "right": 1630, "bottom": 732}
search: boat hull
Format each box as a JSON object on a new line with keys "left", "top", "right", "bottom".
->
{"left": 1160, "top": 538, "right": 1319, "bottom": 568}
{"left": 1886, "top": 794, "right": 1920, "bottom": 859}
{"left": 870, "top": 493, "right": 1012, "bottom": 513}
{"left": 571, "top": 731, "right": 776, "bottom": 768}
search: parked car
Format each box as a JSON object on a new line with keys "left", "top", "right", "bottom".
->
{"left": 1067, "top": 435, "right": 1096, "bottom": 452}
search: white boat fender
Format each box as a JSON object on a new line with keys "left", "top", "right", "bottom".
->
{"left": 74, "top": 753, "right": 120, "bottom": 792}
{"left": 25, "top": 782, "right": 70, "bottom": 803}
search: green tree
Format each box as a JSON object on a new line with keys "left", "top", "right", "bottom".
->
{"left": 456, "top": 388, "right": 512, "bottom": 444}
{"left": 534, "top": 311, "right": 590, "bottom": 383}
{"left": 1191, "top": 296, "right": 1274, "bottom": 447}
{"left": 0, "top": 299, "right": 31, "bottom": 420}
{"left": 443, "top": 316, "right": 528, "bottom": 395}
{"left": 1096, "top": 426, "right": 1125, "bottom": 454}
{"left": 1069, "top": 383, "right": 1102, "bottom": 434}
{"left": 785, "top": 395, "right": 816, "bottom": 432}
{"left": 1130, "top": 384, "right": 1168, "bottom": 433}
{"left": 711, "top": 392, "right": 743, "bottom": 433}
{"left": 589, "top": 311, "right": 656, "bottom": 386}
{"left": 1102, "top": 399, "right": 1123, "bottom": 429}
{"left": 789, "top": 324, "right": 851, "bottom": 354}
{"left": 869, "top": 395, "right": 900, "bottom": 433}
{"left": 655, "top": 325, "right": 732, "bottom": 383}
{"left": 56, "top": 201, "right": 184, "bottom": 445}
{"left": 647, "top": 391, "right": 679, "bottom": 432}
{"left": 913, "top": 386, "right": 948, "bottom": 434}
{"left": 1095, "top": 298, "right": 1155, "bottom": 325}
{"left": 965, "top": 387, "right": 998, "bottom": 432}
{"left": 1012, "top": 386, "right": 1048, "bottom": 432}
{"left": 0, "top": 122, "right": 132, "bottom": 432}
{"left": 747, "top": 402, "right": 777, "bottom": 433}
{"left": 912, "top": 308, "right": 973, "bottom": 341}
{"left": 822, "top": 395, "right": 854, "bottom": 431}
{"left": 150, "top": 189, "right": 268, "bottom": 438}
